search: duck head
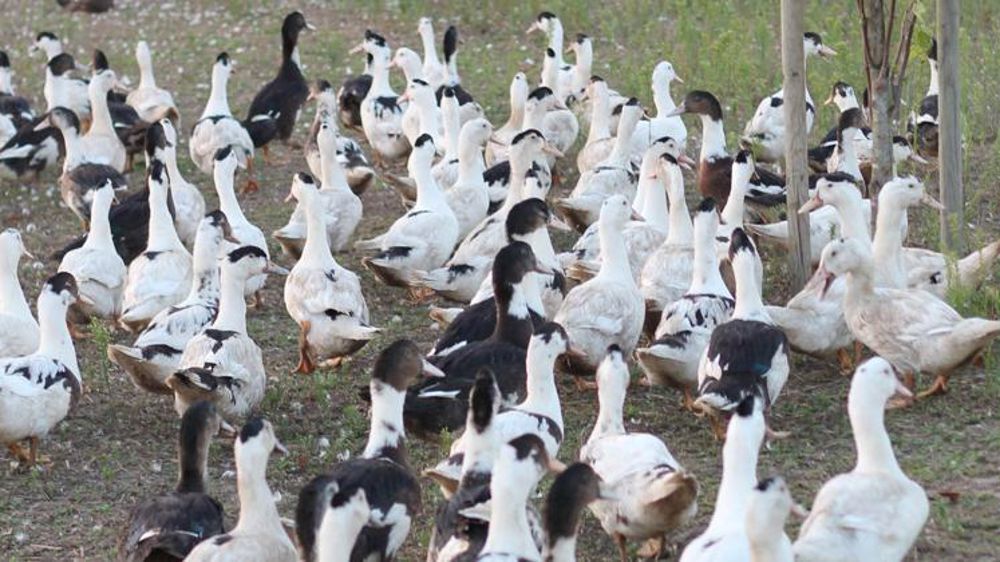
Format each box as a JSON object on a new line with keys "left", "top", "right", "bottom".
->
{"left": 43, "top": 271, "right": 80, "bottom": 309}
{"left": 32, "top": 31, "right": 62, "bottom": 58}
{"left": 824, "top": 81, "right": 857, "bottom": 109}
{"left": 285, "top": 171, "right": 319, "bottom": 203}
{"left": 373, "top": 340, "right": 445, "bottom": 390}
{"left": 48, "top": 105, "right": 81, "bottom": 134}
{"left": 799, "top": 172, "right": 861, "bottom": 214}
{"left": 236, "top": 417, "right": 288, "bottom": 465}
{"left": 878, "top": 175, "right": 944, "bottom": 212}
{"left": 804, "top": 32, "right": 837, "bottom": 58}
{"left": 667, "top": 90, "right": 723, "bottom": 121}
{"left": 817, "top": 236, "right": 871, "bottom": 296}
{"left": 851, "top": 357, "right": 913, "bottom": 408}
{"left": 0, "top": 228, "right": 34, "bottom": 266}
{"left": 46, "top": 53, "right": 76, "bottom": 78}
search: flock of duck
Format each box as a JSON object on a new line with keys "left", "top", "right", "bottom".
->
{"left": 0, "top": 8, "right": 997, "bottom": 562}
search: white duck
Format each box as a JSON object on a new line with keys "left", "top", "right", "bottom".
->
{"left": 817, "top": 236, "right": 1000, "bottom": 398}
{"left": 695, "top": 229, "right": 789, "bottom": 439}
{"left": 184, "top": 418, "right": 296, "bottom": 562}
{"left": 58, "top": 180, "right": 126, "bottom": 321}
{"left": 565, "top": 33, "right": 593, "bottom": 106}
{"left": 554, "top": 195, "right": 644, "bottom": 381}
{"left": 355, "top": 30, "right": 410, "bottom": 162}
{"left": 0, "top": 229, "right": 39, "bottom": 357}
{"left": 528, "top": 77, "right": 577, "bottom": 164}
{"left": 575, "top": 77, "right": 614, "bottom": 175}
{"left": 630, "top": 61, "right": 687, "bottom": 158}
{"left": 358, "top": 134, "right": 459, "bottom": 288}
{"left": 274, "top": 113, "right": 363, "bottom": 258}
{"left": 485, "top": 72, "right": 529, "bottom": 166}
{"left": 0, "top": 273, "right": 80, "bottom": 467}
{"left": 793, "top": 357, "right": 928, "bottom": 561}
{"left": 445, "top": 116, "right": 493, "bottom": 239}
{"left": 213, "top": 147, "right": 273, "bottom": 302}
{"left": 556, "top": 98, "right": 642, "bottom": 231}
{"left": 160, "top": 119, "right": 205, "bottom": 248}
{"left": 637, "top": 198, "right": 735, "bottom": 404}
{"left": 108, "top": 211, "right": 234, "bottom": 394}
{"left": 43, "top": 53, "right": 90, "bottom": 123}
{"left": 679, "top": 397, "right": 766, "bottom": 562}
{"left": 747, "top": 477, "right": 802, "bottom": 562}
{"left": 400, "top": 78, "right": 443, "bottom": 148}
{"left": 418, "top": 17, "right": 449, "bottom": 89}
{"left": 168, "top": 245, "right": 271, "bottom": 418}
{"left": 80, "top": 68, "right": 127, "bottom": 172}
{"left": 582, "top": 347, "right": 699, "bottom": 562}
{"left": 284, "top": 173, "right": 377, "bottom": 374}
{"left": 126, "top": 41, "right": 179, "bottom": 124}
{"left": 189, "top": 53, "right": 256, "bottom": 191}
{"left": 119, "top": 161, "right": 193, "bottom": 333}
{"left": 742, "top": 32, "right": 836, "bottom": 164}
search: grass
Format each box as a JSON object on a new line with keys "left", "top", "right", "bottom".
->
{"left": 1, "top": 0, "right": 1000, "bottom": 560}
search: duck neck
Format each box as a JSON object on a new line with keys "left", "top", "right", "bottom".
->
{"left": 300, "top": 196, "right": 337, "bottom": 267}
{"left": 596, "top": 220, "right": 634, "bottom": 286}
{"left": 36, "top": 297, "right": 78, "bottom": 375}
{"left": 699, "top": 115, "right": 728, "bottom": 161}
{"left": 836, "top": 127, "right": 862, "bottom": 181}
{"left": 420, "top": 29, "right": 440, "bottom": 68}
{"left": 523, "top": 103, "right": 546, "bottom": 132}
{"left": 417, "top": 99, "right": 441, "bottom": 138}
{"left": 721, "top": 182, "right": 746, "bottom": 227}
{"left": 82, "top": 196, "right": 115, "bottom": 252}
{"left": 213, "top": 268, "right": 248, "bottom": 333}
{"left": 215, "top": 170, "right": 248, "bottom": 226}
{"left": 137, "top": 51, "right": 156, "bottom": 89}
{"left": 663, "top": 169, "right": 693, "bottom": 246}
{"left": 591, "top": 381, "right": 626, "bottom": 439}
{"left": 586, "top": 88, "right": 611, "bottom": 143}
{"left": 547, "top": 26, "right": 565, "bottom": 64}
{"left": 927, "top": 61, "right": 939, "bottom": 97}
{"left": 60, "top": 128, "right": 82, "bottom": 171}
{"left": 362, "top": 383, "right": 409, "bottom": 466}
{"left": 517, "top": 228, "right": 558, "bottom": 271}
{"left": 521, "top": 347, "right": 560, "bottom": 420}
{"left": 571, "top": 45, "right": 592, "bottom": 94}
{"left": 482, "top": 478, "right": 535, "bottom": 557}
{"left": 832, "top": 197, "right": 871, "bottom": 241}
{"left": 147, "top": 183, "right": 184, "bottom": 252}
{"left": 88, "top": 85, "right": 115, "bottom": 136}
{"left": 506, "top": 90, "right": 526, "bottom": 131}
{"left": 164, "top": 148, "right": 185, "bottom": 187}
{"left": 204, "top": 69, "right": 231, "bottom": 117}
{"left": 544, "top": 536, "right": 578, "bottom": 562}
{"left": 368, "top": 52, "right": 393, "bottom": 96}
{"left": 871, "top": 200, "right": 907, "bottom": 285}
{"left": 442, "top": 108, "right": 461, "bottom": 162}
{"left": 653, "top": 81, "right": 677, "bottom": 116}
{"left": 455, "top": 140, "right": 485, "bottom": 187}
{"left": 319, "top": 144, "right": 350, "bottom": 193}
{"left": 176, "top": 432, "right": 210, "bottom": 494}
{"left": 691, "top": 224, "right": 728, "bottom": 296}
{"left": 188, "top": 241, "right": 221, "bottom": 303}
{"left": 711, "top": 437, "right": 759, "bottom": 531}
{"left": 637, "top": 173, "right": 669, "bottom": 230}
{"left": 0, "top": 262, "right": 31, "bottom": 320}
{"left": 0, "top": 68, "right": 13, "bottom": 95}
{"left": 609, "top": 112, "right": 639, "bottom": 164}
{"left": 849, "top": 396, "right": 903, "bottom": 476}
{"left": 732, "top": 256, "right": 764, "bottom": 319}
{"left": 234, "top": 459, "right": 284, "bottom": 534}
{"left": 317, "top": 509, "right": 368, "bottom": 562}
{"left": 282, "top": 30, "right": 301, "bottom": 68}
{"left": 492, "top": 281, "right": 532, "bottom": 346}
{"left": 413, "top": 159, "right": 449, "bottom": 212}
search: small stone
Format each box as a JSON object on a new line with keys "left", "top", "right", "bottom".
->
{"left": 221, "top": 470, "right": 236, "bottom": 480}
{"left": 317, "top": 437, "right": 331, "bottom": 451}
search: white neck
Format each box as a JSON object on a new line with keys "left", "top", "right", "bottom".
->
{"left": 147, "top": 182, "right": 186, "bottom": 252}
{"left": 836, "top": 129, "right": 863, "bottom": 181}
{"left": 637, "top": 168, "right": 669, "bottom": 230}
{"left": 505, "top": 87, "right": 526, "bottom": 131}
{"left": 187, "top": 238, "right": 221, "bottom": 302}
{"left": 413, "top": 155, "right": 450, "bottom": 213}
{"left": 927, "top": 61, "right": 939, "bottom": 97}
{"left": 164, "top": 148, "right": 186, "bottom": 187}
{"left": 542, "top": 58, "right": 559, "bottom": 92}
{"left": 721, "top": 176, "right": 748, "bottom": 227}
{"left": 836, "top": 94, "right": 860, "bottom": 112}
{"left": 0, "top": 260, "right": 31, "bottom": 320}
{"left": 368, "top": 51, "right": 395, "bottom": 97}
{"left": 543, "top": 537, "right": 578, "bottom": 562}
{"left": 87, "top": 83, "right": 115, "bottom": 136}
{"left": 731, "top": 254, "right": 765, "bottom": 319}
{"left": 653, "top": 81, "right": 677, "bottom": 116}
{"left": 441, "top": 104, "right": 461, "bottom": 161}
{"left": 37, "top": 296, "right": 79, "bottom": 376}
{"left": 708, "top": 435, "right": 759, "bottom": 533}
{"left": 0, "top": 69, "right": 13, "bottom": 95}
{"left": 300, "top": 192, "right": 338, "bottom": 267}
{"left": 455, "top": 138, "right": 485, "bottom": 187}
{"left": 690, "top": 220, "right": 730, "bottom": 296}
{"left": 831, "top": 195, "right": 871, "bottom": 241}
{"left": 590, "top": 380, "right": 626, "bottom": 441}
{"left": 82, "top": 195, "right": 115, "bottom": 252}
{"left": 608, "top": 110, "right": 640, "bottom": 164}
{"left": 213, "top": 266, "right": 248, "bottom": 333}
{"left": 585, "top": 87, "right": 611, "bottom": 143}
{"left": 871, "top": 198, "right": 908, "bottom": 287}
{"left": 571, "top": 45, "right": 592, "bottom": 93}
{"left": 202, "top": 68, "right": 231, "bottom": 117}
{"left": 416, "top": 97, "right": 442, "bottom": 139}
{"left": 519, "top": 346, "right": 561, "bottom": 422}
{"left": 850, "top": 394, "right": 903, "bottom": 476}
{"left": 214, "top": 167, "right": 249, "bottom": 226}
{"left": 547, "top": 26, "right": 565, "bottom": 65}
{"left": 137, "top": 51, "right": 156, "bottom": 89}
{"left": 663, "top": 168, "right": 693, "bottom": 246}
{"left": 60, "top": 128, "right": 82, "bottom": 171}
{"left": 233, "top": 458, "right": 285, "bottom": 536}
{"left": 595, "top": 218, "right": 635, "bottom": 286}
{"left": 362, "top": 385, "right": 406, "bottom": 459}
{"left": 482, "top": 479, "right": 536, "bottom": 558}
{"left": 460, "top": 417, "right": 497, "bottom": 478}
{"left": 517, "top": 228, "right": 558, "bottom": 271}
{"left": 699, "top": 115, "right": 728, "bottom": 161}
{"left": 319, "top": 142, "right": 350, "bottom": 193}
{"left": 317, "top": 508, "right": 368, "bottom": 562}
{"left": 523, "top": 102, "right": 547, "bottom": 132}
{"left": 420, "top": 29, "right": 440, "bottom": 67}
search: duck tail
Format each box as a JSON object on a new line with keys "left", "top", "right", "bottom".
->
{"left": 107, "top": 343, "right": 175, "bottom": 394}
{"left": 644, "top": 469, "right": 699, "bottom": 505}
{"left": 956, "top": 239, "right": 1000, "bottom": 287}
{"left": 553, "top": 197, "right": 598, "bottom": 233}
{"left": 354, "top": 233, "right": 386, "bottom": 252}
{"left": 745, "top": 222, "right": 789, "bottom": 248}
{"left": 242, "top": 111, "right": 280, "bottom": 148}
{"left": 565, "top": 259, "right": 598, "bottom": 283}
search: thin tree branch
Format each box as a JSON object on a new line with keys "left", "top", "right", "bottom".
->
{"left": 890, "top": 4, "right": 917, "bottom": 119}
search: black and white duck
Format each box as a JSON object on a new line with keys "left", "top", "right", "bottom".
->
{"left": 0, "top": 272, "right": 80, "bottom": 467}
{"left": 314, "top": 484, "right": 372, "bottom": 562}
{"left": 42, "top": 52, "right": 91, "bottom": 124}
{"left": 296, "top": 339, "right": 426, "bottom": 562}
{"left": 353, "top": 29, "right": 410, "bottom": 162}
{"left": 0, "top": 229, "right": 39, "bottom": 357}
{"left": 526, "top": 12, "right": 574, "bottom": 102}
{"left": 56, "top": 0, "right": 113, "bottom": 13}
{"left": 436, "top": 25, "right": 482, "bottom": 124}
{"left": 541, "top": 463, "right": 615, "bottom": 562}
{"left": 337, "top": 53, "right": 372, "bottom": 130}
{"left": 0, "top": 112, "right": 62, "bottom": 182}
{"left": 117, "top": 401, "right": 228, "bottom": 561}
{"left": 183, "top": 418, "right": 296, "bottom": 562}
{"left": 92, "top": 49, "right": 166, "bottom": 171}
{"left": 305, "top": 80, "right": 375, "bottom": 195}
{"left": 911, "top": 39, "right": 939, "bottom": 159}
{"left": 244, "top": 11, "right": 315, "bottom": 154}
{"left": 0, "top": 51, "right": 35, "bottom": 132}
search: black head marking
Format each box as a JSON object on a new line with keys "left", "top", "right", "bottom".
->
{"left": 93, "top": 49, "right": 110, "bottom": 71}
{"left": 660, "top": 153, "right": 678, "bottom": 166}
{"left": 590, "top": 75, "right": 604, "bottom": 83}
{"left": 735, "top": 395, "right": 756, "bottom": 418}
{"left": 49, "top": 106, "right": 81, "bottom": 132}
{"left": 147, "top": 159, "right": 167, "bottom": 184}
{"left": 545, "top": 48, "right": 556, "bottom": 58}
{"left": 624, "top": 97, "right": 640, "bottom": 107}
{"left": 756, "top": 476, "right": 778, "bottom": 492}
{"left": 509, "top": 433, "right": 547, "bottom": 463}
{"left": 892, "top": 135, "right": 910, "bottom": 147}
{"left": 734, "top": 149, "right": 753, "bottom": 164}
{"left": 697, "top": 197, "right": 717, "bottom": 213}
{"left": 528, "top": 87, "right": 553, "bottom": 101}
{"left": 575, "top": 33, "right": 589, "bottom": 43}
{"left": 227, "top": 245, "right": 267, "bottom": 262}
{"left": 928, "top": 38, "right": 937, "bottom": 62}
{"left": 215, "top": 52, "right": 231, "bottom": 65}
{"left": 681, "top": 90, "right": 723, "bottom": 121}
{"left": 414, "top": 133, "right": 434, "bottom": 149}
{"left": 372, "top": 339, "right": 424, "bottom": 391}
{"left": 470, "top": 370, "right": 498, "bottom": 431}
{"left": 364, "top": 29, "right": 387, "bottom": 47}
{"left": 443, "top": 86, "right": 456, "bottom": 98}
{"left": 535, "top": 321, "right": 568, "bottom": 345}
{"left": 728, "top": 228, "right": 755, "bottom": 259}
{"left": 239, "top": 417, "right": 265, "bottom": 443}
{"left": 511, "top": 128, "right": 543, "bottom": 145}
{"left": 506, "top": 198, "right": 550, "bottom": 237}
{"left": 492, "top": 241, "right": 538, "bottom": 285}
{"left": 838, "top": 108, "right": 865, "bottom": 133}
{"left": 36, "top": 31, "right": 59, "bottom": 42}
{"left": 46, "top": 271, "right": 79, "bottom": 298}
{"left": 314, "top": 79, "right": 333, "bottom": 92}
{"left": 822, "top": 171, "right": 859, "bottom": 185}
{"left": 47, "top": 53, "right": 76, "bottom": 76}
{"left": 0, "top": 51, "right": 9, "bottom": 68}
{"left": 214, "top": 146, "right": 233, "bottom": 161}
{"left": 297, "top": 172, "right": 316, "bottom": 185}
{"left": 804, "top": 31, "right": 822, "bottom": 46}
{"left": 412, "top": 78, "right": 429, "bottom": 87}
{"left": 282, "top": 11, "right": 309, "bottom": 36}
{"left": 145, "top": 121, "right": 168, "bottom": 156}
{"left": 538, "top": 11, "right": 557, "bottom": 21}
{"left": 607, "top": 344, "right": 623, "bottom": 356}
{"left": 205, "top": 209, "right": 228, "bottom": 228}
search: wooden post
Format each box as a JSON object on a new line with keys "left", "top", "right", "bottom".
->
{"left": 781, "top": 0, "right": 811, "bottom": 289}
{"left": 937, "top": 0, "right": 964, "bottom": 251}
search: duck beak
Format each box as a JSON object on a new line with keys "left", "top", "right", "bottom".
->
{"left": 21, "top": 247, "right": 37, "bottom": 260}
{"left": 663, "top": 103, "right": 686, "bottom": 118}
{"left": 488, "top": 135, "right": 506, "bottom": 147}
{"left": 387, "top": 59, "right": 398, "bottom": 70}
{"left": 630, "top": 210, "right": 645, "bottom": 221}
{"left": 597, "top": 481, "right": 622, "bottom": 502}
{"left": 421, "top": 358, "right": 447, "bottom": 379}
{"left": 305, "top": 22, "right": 317, "bottom": 31}
{"left": 398, "top": 90, "right": 412, "bottom": 103}
{"left": 791, "top": 502, "right": 809, "bottom": 519}
{"left": 678, "top": 154, "right": 696, "bottom": 170}
{"left": 284, "top": 189, "right": 296, "bottom": 203}
{"left": 349, "top": 42, "right": 366, "bottom": 55}
{"left": 909, "top": 152, "right": 930, "bottom": 165}
{"left": 549, "top": 215, "right": 573, "bottom": 232}
{"left": 541, "top": 142, "right": 564, "bottom": 158}
{"left": 823, "top": 94, "right": 836, "bottom": 106}
{"left": 77, "top": 293, "right": 96, "bottom": 308}
{"left": 553, "top": 99, "right": 569, "bottom": 111}
{"left": 798, "top": 194, "right": 824, "bottom": 214}
{"left": 818, "top": 266, "right": 836, "bottom": 299}
{"left": 273, "top": 440, "right": 289, "bottom": 456}
{"left": 921, "top": 192, "right": 947, "bottom": 211}
{"left": 893, "top": 376, "right": 914, "bottom": 400}
{"left": 218, "top": 419, "right": 237, "bottom": 438}
{"left": 563, "top": 345, "right": 588, "bottom": 363}
{"left": 265, "top": 262, "right": 290, "bottom": 276}
{"left": 533, "top": 262, "right": 558, "bottom": 276}
{"left": 819, "top": 45, "right": 838, "bottom": 58}
{"left": 526, "top": 22, "right": 540, "bottom": 34}
{"left": 548, "top": 457, "right": 568, "bottom": 474}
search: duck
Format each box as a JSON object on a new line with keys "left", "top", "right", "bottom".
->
{"left": 541, "top": 463, "right": 615, "bottom": 562}
{"left": 564, "top": 34, "right": 593, "bottom": 108}
{"left": 337, "top": 50, "right": 372, "bottom": 130}
{"left": 0, "top": 229, "right": 40, "bottom": 357}
{"left": 314, "top": 485, "right": 371, "bottom": 562}
{"left": 126, "top": 41, "right": 179, "bottom": 125}
{"left": 189, "top": 53, "right": 257, "bottom": 192}
{"left": 575, "top": 77, "right": 614, "bottom": 175}
{"left": 358, "top": 134, "right": 459, "bottom": 289}
{"left": 742, "top": 32, "right": 836, "bottom": 164}
{"left": 212, "top": 147, "right": 274, "bottom": 302}
{"left": 0, "top": 272, "right": 80, "bottom": 467}
{"left": 167, "top": 246, "right": 271, "bottom": 419}
{"left": 793, "top": 357, "right": 927, "bottom": 561}
{"left": 638, "top": 151, "right": 698, "bottom": 330}
{"left": 565, "top": 142, "right": 685, "bottom": 283}
{"left": 554, "top": 195, "right": 645, "bottom": 382}
{"left": 283, "top": 173, "right": 377, "bottom": 373}
{"left": 695, "top": 229, "right": 789, "bottom": 439}
{"left": 305, "top": 80, "right": 376, "bottom": 195}
{"left": 679, "top": 397, "right": 765, "bottom": 562}
{"left": 117, "top": 401, "right": 227, "bottom": 561}
{"left": 630, "top": 61, "right": 688, "bottom": 158}
{"left": 526, "top": 83, "right": 577, "bottom": 167}
{"left": 184, "top": 418, "right": 295, "bottom": 562}
{"left": 244, "top": 11, "right": 314, "bottom": 153}
{"left": 30, "top": 31, "right": 68, "bottom": 61}
{"left": 404, "top": 242, "right": 548, "bottom": 438}
{"left": 485, "top": 72, "right": 529, "bottom": 166}
{"left": 50, "top": 106, "right": 128, "bottom": 226}
{"left": 355, "top": 30, "right": 410, "bottom": 162}
{"left": 714, "top": 150, "right": 766, "bottom": 293}
{"left": 57, "top": 180, "right": 127, "bottom": 323}
{"left": 430, "top": 199, "right": 559, "bottom": 357}
{"left": 43, "top": 53, "right": 91, "bottom": 124}
{"left": 119, "top": 161, "right": 193, "bottom": 333}
{"left": 444, "top": 115, "right": 493, "bottom": 239}
{"left": 582, "top": 347, "right": 699, "bottom": 561}
{"left": 416, "top": 17, "right": 448, "bottom": 87}
{"left": 89, "top": 51, "right": 165, "bottom": 170}
{"left": 746, "top": 477, "right": 802, "bottom": 562}
{"left": 637, "top": 198, "right": 736, "bottom": 404}
{"left": 430, "top": 85, "right": 464, "bottom": 191}
{"left": 911, "top": 39, "right": 939, "bottom": 159}
{"left": 808, "top": 81, "right": 870, "bottom": 172}
{"left": 0, "top": 113, "right": 62, "bottom": 182}
{"left": 527, "top": 12, "right": 574, "bottom": 101}
{"left": 159, "top": 118, "right": 205, "bottom": 248}
{"left": 82, "top": 63, "right": 130, "bottom": 173}
{"left": 555, "top": 98, "right": 641, "bottom": 231}
{"left": 400, "top": 78, "right": 444, "bottom": 148}
{"left": 0, "top": 51, "right": 36, "bottom": 131}
{"left": 429, "top": 323, "right": 574, "bottom": 490}
{"left": 274, "top": 114, "right": 363, "bottom": 258}
{"left": 295, "top": 339, "right": 425, "bottom": 562}
{"left": 817, "top": 236, "right": 1000, "bottom": 398}
{"left": 436, "top": 25, "right": 482, "bottom": 124}
{"left": 669, "top": 90, "right": 786, "bottom": 208}
{"left": 108, "top": 211, "right": 234, "bottom": 394}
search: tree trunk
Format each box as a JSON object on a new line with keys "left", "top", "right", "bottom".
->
{"left": 781, "top": 0, "right": 811, "bottom": 289}
{"left": 938, "top": 0, "right": 964, "bottom": 251}
{"left": 859, "top": 0, "right": 895, "bottom": 197}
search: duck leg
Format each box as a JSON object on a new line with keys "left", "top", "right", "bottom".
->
{"left": 7, "top": 441, "right": 30, "bottom": 464}
{"left": 637, "top": 536, "right": 664, "bottom": 560}
{"left": 681, "top": 387, "right": 697, "bottom": 413}
{"left": 836, "top": 348, "right": 854, "bottom": 376}
{"left": 294, "top": 321, "right": 315, "bottom": 375}
{"left": 917, "top": 372, "right": 951, "bottom": 399}
{"left": 573, "top": 376, "right": 598, "bottom": 392}
{"left": 260, "top": 144, "right": 272, "bottom": 166}
{"left": 242, "top": 157, "right": 260, "bottom": 194}
{"left": 613, "top": 533, "right": 629, "bottom": 562}
{"left": 707, "top": 411, "right": 727, "bottom": 441}
{"left": 250, "top": 291, "right": 264, "bottom": 310}
{"left": 28, "top": 437, "right": 47, "bottom": 466}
